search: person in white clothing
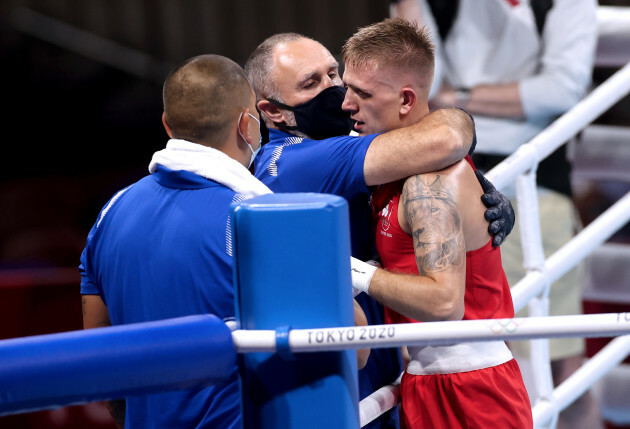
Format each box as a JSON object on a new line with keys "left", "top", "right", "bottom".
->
{"left": 391, "top": 1, "right": 601, "bottom": 428}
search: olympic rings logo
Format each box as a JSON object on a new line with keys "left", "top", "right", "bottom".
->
{"left": 487, "top": 318, "right": 526, "bottom": 334}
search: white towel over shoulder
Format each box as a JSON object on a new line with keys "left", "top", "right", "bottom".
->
{"left": 149, "top": 139, "right": 272, "bottom": 199}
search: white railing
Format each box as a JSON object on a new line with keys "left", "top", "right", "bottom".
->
{"left": 596, "top": 6, "right": 630, "bottom": 67}
{"left": 487, "top": 58, "right": 630, "bottom": 428}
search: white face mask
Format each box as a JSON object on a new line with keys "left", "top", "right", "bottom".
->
{"left": 238, "top": 112, "right": 262, "bottom": 168}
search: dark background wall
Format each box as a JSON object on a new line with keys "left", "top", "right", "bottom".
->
{"left": 0, "top": 0, "right": 390, "bottom": 269}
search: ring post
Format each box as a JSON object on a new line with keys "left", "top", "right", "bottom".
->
{"left": 231, "top": 193, "right": 359, "bottom": 429}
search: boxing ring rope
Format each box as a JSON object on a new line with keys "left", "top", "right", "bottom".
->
{"left": 230, "top": 313, "right": 630, "bottom": 354}
{"left": 510, "top": 191, "right": 630, "bottom": 314}
{"left": 0, "top": 315, "right": 237, "bottom": 417}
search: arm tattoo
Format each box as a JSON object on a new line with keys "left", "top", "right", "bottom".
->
{"left": 403, "top": 175, "right": 464, "bottom": 275}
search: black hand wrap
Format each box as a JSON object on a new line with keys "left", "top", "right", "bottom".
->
{"left": 475, "top": 170, "right": 515, "bottom": 247}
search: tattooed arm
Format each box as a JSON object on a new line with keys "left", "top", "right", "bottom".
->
{"left": 367, "top": 167, "right": 467, "bottom": 322}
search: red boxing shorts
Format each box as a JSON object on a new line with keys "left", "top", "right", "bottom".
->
{"left": 399, "top": 359, "right": 533, "bottom": 429}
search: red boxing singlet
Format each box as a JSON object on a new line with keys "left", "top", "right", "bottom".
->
{"left": 370, "top": 156, "right": 533, "bottom": 429}
{"left": 371, "top": 156, "right": 514, "bottom": 324}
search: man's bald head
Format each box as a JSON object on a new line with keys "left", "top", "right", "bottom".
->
{"left": 163, "top": 54, "right": 253, "bottom": 147}
{"left": 245, "top": 32, "right": 307, "bottom": 104}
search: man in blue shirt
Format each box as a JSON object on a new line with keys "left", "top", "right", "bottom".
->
{"left": 80, "top": 54, "right": 269, "bottom": 429}
{"left": 245, "top": 33, "right": 514, "bottom": 428}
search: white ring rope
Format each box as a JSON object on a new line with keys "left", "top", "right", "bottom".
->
{"left": 231, "top": 313, "right": 630, "bottom": 428}
{"left": 231, "top": 313, "right": 630, "bottom": 354}
{"left": 533, "top": 335, "right": 630, "bottom": 426}
{"left": 359, "top": 374, "right": 402, "bottom": 427}
{"left": 512, "top": 190, "right": 630, "bottom": 313}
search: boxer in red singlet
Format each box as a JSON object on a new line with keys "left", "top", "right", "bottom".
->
{"left": 342, "top": 18, "right": 532, "bottom": 428}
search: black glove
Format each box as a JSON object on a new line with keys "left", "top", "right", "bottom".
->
{"left": 475, "top": 170, "right": 515, "bottom": 247}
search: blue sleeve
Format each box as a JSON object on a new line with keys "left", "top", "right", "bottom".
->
{"left": 79, "top": 245, "right": 99, "bottom": 296}
{"left": 78, "top": 190, "right": 124, "bottom": 297}
{"left": 255, "top": 134, "right": 377, "bottom": 200}
{"left": 79, "top": 266, "right": 98, "bottom": 295}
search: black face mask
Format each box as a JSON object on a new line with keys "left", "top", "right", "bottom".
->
{"left": 267, "top": 86, "right": 354, "bottom": 140}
